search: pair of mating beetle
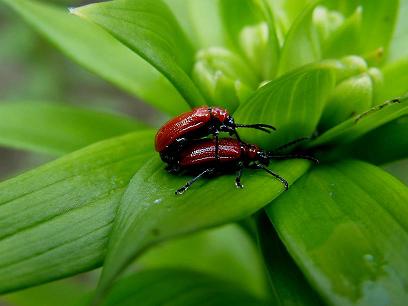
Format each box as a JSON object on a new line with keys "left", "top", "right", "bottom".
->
{"left": 155, "top": 106, "right": 317, "bottom": 195}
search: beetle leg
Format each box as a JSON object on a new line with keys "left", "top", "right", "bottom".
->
{"left": 268, "top": 154, "right": 319, "bottom": 164}
{"left": 166, "top": 163, "right": 180, "bottom": 174}
{"left": 271, "top": 137, "right": 311, "bottom": 153}
{"left": 235, "top": 165, "right": 244, "bottom": 189}
{"left": 255, "top": 163, "right": 289, "bottom": 191}
{"left": 233, "top": 130, "right": 242, "bottom": 142}
{"left": 175, "top": 168, "right": 215, "bottom": 195}
{"left": 214, "top": 131, "right": 220, "bottom": 162}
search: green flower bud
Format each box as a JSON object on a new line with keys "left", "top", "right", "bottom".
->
{"left": 322, "top": 6, "right": 363, "bottom": 58}
{"left": 239, "top": 22, "right": 275, "bottom": 79}
{"left": 313, "top": 6, "right": 344, "bottom": 42}
{"left": 192, "top": 47, "right": 257, "bottom": 110}
{"left": 367, "top": 67, "right": 384, "bottom": 105}
{"left": 320, "top": 55, "right": 368, "bottom": 82}
{"left": 319, "top": 73, "right": 373, "bottom": 130}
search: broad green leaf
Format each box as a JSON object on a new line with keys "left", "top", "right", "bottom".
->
{"left": 388, "top": 0, "right": 408, "bottom": 62}
{"left": 311, "top": 95, "right": 408, "bottom": 147}
{"left": 266, "top": 0, "right": 314, "bottom": 42}
{"left": 266, "top": 160, "right": 408, "bottom": 306}
{"left": 220, "top": 0, "right": 279, "bottom": 79}
{"left": 234, "top": 66, "right": 335, "bottom": 150}
{"left": 2, "top": 0, "right": 188, "bottom": 116}
{"left": 325, "top": 0, "right": 399, "bottom": 60}
{"left": 1, "top": 278, "right": 91, "bottom": 306}
{"left": 319, "top": 73, "right": 373, "bottom": 131}
{"left": 257, "top": 214, "right": 325, "bottom": 306}
{"left": 0, "top": 131, "right": 154, "bottom": 293}
{"left": 338, "top": 116, "right": 408, "bottom": 165}
{"left": 72, "top": 0, "right": 206, "bottom": 108}
{"left": 377, "top": 58, "right": 408, "bottom": 103}
{"left": 358, "top": 0, "right": 399, "bottom": 57}
{"left": 100, "top": 269, "right": 268, "bottom": 306}
{"left": 138, "top": 224, "right": 268, "bottom": 298}
{"left": 163, "top": 0, "right": 225, "bottom": 49}
{"left": 95, "top": 157, "right": 312, "bottom": 298}
{"left": 0, "top": 102, "right": 145, "bottom": 156}
{"left": 322, "top": 6, "right": 362, "bottom": 58}
{"left": 277, "top": 2, "right": 321, "bottom": 75}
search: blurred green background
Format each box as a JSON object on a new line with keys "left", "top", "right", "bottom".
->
{"left": 0, "top": 1, "right": 407, "bottom": 304}
{"left": 0, "top": 0, "right": 166, "bottom": 181}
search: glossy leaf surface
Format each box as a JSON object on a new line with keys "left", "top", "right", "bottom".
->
{"left": 2, "top": 0, "right": 188, "bottom": 116}
{"left": 0, "top": 131, "right": 154, "bottom": 293}
{"left": 257, "top": 214, "right": 325, "bottom": 306}
{"left": 277, "top": 2, "right": 321, "bottom": 75}
{"left": 72, "top": 0, "right": 206, "bottom": 107}
{"left": 0, "top": 102, "right": 145, "bottom": 156}
{"left": 358, "top": 0, "right": 399, "bottom": 56}
{"left": 388, "top": 0, "right": 408, "bottom": 62}
{"left": 311, "top": 95, "right": 408, "bottom": 146}
{"left": 138, "top": 224, "right": 268, "bottom": 298}
{"left": 266, "top": 160, "right": 408, "bottom": 306}
{"left": 100, "top": 269, "right": 268, "bottom": 306}
{"left": 377, "top": 59, "right": 408, "bottom": 103}
{"left": 234, "top": 66, "right": 335, "bottom": 150}
{"left": 95, "top": 157, "right": 312, "bottom": 297}
{"left": 163, "top": 0, "right": 225, "bottom": 49}
{"left": 339, "top": 116, "right": 408, "bottom": 165}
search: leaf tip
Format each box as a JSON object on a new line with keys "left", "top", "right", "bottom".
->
{"left": 67, "top": 5, "right": 87, "bottom": 18}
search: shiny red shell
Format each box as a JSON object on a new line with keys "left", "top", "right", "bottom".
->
{"left": 155, "top": 106, "right": 229, "bottom": 152}
{"left": 179, "top": 138, "right": 260, "bottom": 167}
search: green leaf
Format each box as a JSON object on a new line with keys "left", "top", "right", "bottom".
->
{"left": 358, "top": 0, "right": 399, "bottom": 57}
{"left": 337, "top": 116, "right": 408, "bottom": 165}
{"left": 72, "top": 0, "right": 206, "bottom": 108}
{"left": 95, "top": 156, "right": 312, "bottom": 299}
{"left": 277, "top": 2, "right": 321, "bottom": 75}
{"left": 257, "top": 214, "right": 325, "bottom": 306}
{"left": 1, "top": 278, "right": 91, "bottom": 306}
{"left": 388, "top": 0, "right": 408, "bottom": 62}
{"left": 100, "top": 269, "right": 268, "bottom": 306}
{"left": 265, "top": 0, "right": 313, "bottom": 42}
{"left": 234, "top": 66, "right": 335, "bottom": 150}
{"left": 319, "top": 73, "right": 373, "bottom": 131}
{"left": 322, "top": 6, "right": 362, "bottom": 58}
{"left": 326, "top": 0, "right": 399, "bottom": 61}
{"left": 0, "top": 102, "right": 145, "bottom": 156}
{"left": 0, "top": 131, "right": 154, "bottom": 294}
{"left": 219, "top": 0, "right": 279, "bottom": 79}
{"left": 377, "top": 58, "right": 408, "bottom": 103}
{"left": 265, "top": 160, "right": 408, "bottom": 306}
{"left": 138, "top": 224, "right": 268, "bottom": 298}
{"left": 163, "top": 0, "right": 225, "bottom": 49}
{"left": 311, "top": 95, "right": 408, "bottom": 147}
{"left": 2, "top": 0, "right": 188, "bottom": 116}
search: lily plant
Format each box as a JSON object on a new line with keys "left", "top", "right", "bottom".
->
{"left": 0, "top": 0, "right": 407, "bottom": 305}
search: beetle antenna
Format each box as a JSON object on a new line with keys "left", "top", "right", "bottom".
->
{"left": 267, "top": 153, "right": 319, "bottom": 164}
{"left": 256, "top": 164, "right": 289, "bottom": 190}
{"left": 271, "top": 137, "right": 311, "bottom": 152}
{"left": 235, "top": 123, "right": 276, "bottom": 133}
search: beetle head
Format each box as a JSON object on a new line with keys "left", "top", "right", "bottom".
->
{"left": 256, "top": 149, "right": 270, "bottom": 165}
{"left": 223, "top": 115, "right": 236, "bottom": 131}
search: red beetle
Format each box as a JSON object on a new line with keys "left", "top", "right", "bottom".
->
{"left": 155, "top": 106, "right": 275, "bottom": 163}
{"left": 167, "top": 138, "right": 318, "bottom": 195}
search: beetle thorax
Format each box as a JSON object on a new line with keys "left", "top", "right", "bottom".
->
{"left": 210, "top": 107, "right": 229, "bottom": 123}
{"left": 243, "top": 144, "right": 259, "bottom": 161}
